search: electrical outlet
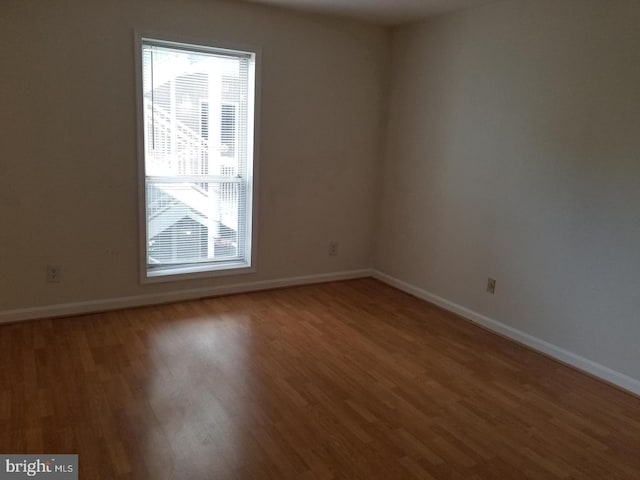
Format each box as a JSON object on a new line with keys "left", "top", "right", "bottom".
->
{"left": 328, "top": 241, "right": 339, "bottom": 256}
{"left": 47, "top": 265, "right": 62, "bottom": 283}
{"left": 486, "top": 277, "right": 496, "bottom": 294}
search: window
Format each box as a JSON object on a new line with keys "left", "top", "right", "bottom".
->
{"left": 138, "top": 37, "right": 257, "bottom": 280}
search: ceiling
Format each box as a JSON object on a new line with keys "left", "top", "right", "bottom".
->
{"left": 236, "top": 0, "right": 499, "bottom": 25}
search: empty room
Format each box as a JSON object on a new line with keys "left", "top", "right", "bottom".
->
{"left": 1, "top": 0, "right": 639, "bottom": 478}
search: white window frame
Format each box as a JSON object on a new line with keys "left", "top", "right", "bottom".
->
{"left": 134, "top": 32, "right": 260, "bottom": 283}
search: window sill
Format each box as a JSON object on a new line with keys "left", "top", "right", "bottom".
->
{"left": 143, "top": 260, "right": 255, "bottom": 284}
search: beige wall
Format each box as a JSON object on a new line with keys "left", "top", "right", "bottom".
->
{"left": 376, "top": 0, "right": 640, "bottom": 380}
{"left": 0, "top": 0, "right": 388, "bottom": 310}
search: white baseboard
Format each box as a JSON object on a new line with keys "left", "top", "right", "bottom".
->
{"left": 0, "top": 269, "right": 372, "bottom": 325}
{"left": 372, "top": 270, "right": 640, "bottom": 397}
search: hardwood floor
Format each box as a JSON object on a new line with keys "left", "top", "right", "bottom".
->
{"left": 1, "top": 278, "right": 639, "bottom": 479}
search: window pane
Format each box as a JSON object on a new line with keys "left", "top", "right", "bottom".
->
{"left": 146, "top": 180, "right": 244, "bottom": 266}
{"left": 141, "top": 39, "right": 254, "bottom": 277}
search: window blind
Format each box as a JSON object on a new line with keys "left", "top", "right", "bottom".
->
{"left": 140, "top": 39, "right": 255, "bottom": 277}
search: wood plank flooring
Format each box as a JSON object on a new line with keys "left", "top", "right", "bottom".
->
{"left": 1, "top": 278, "right": 640, "bottom": 479}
